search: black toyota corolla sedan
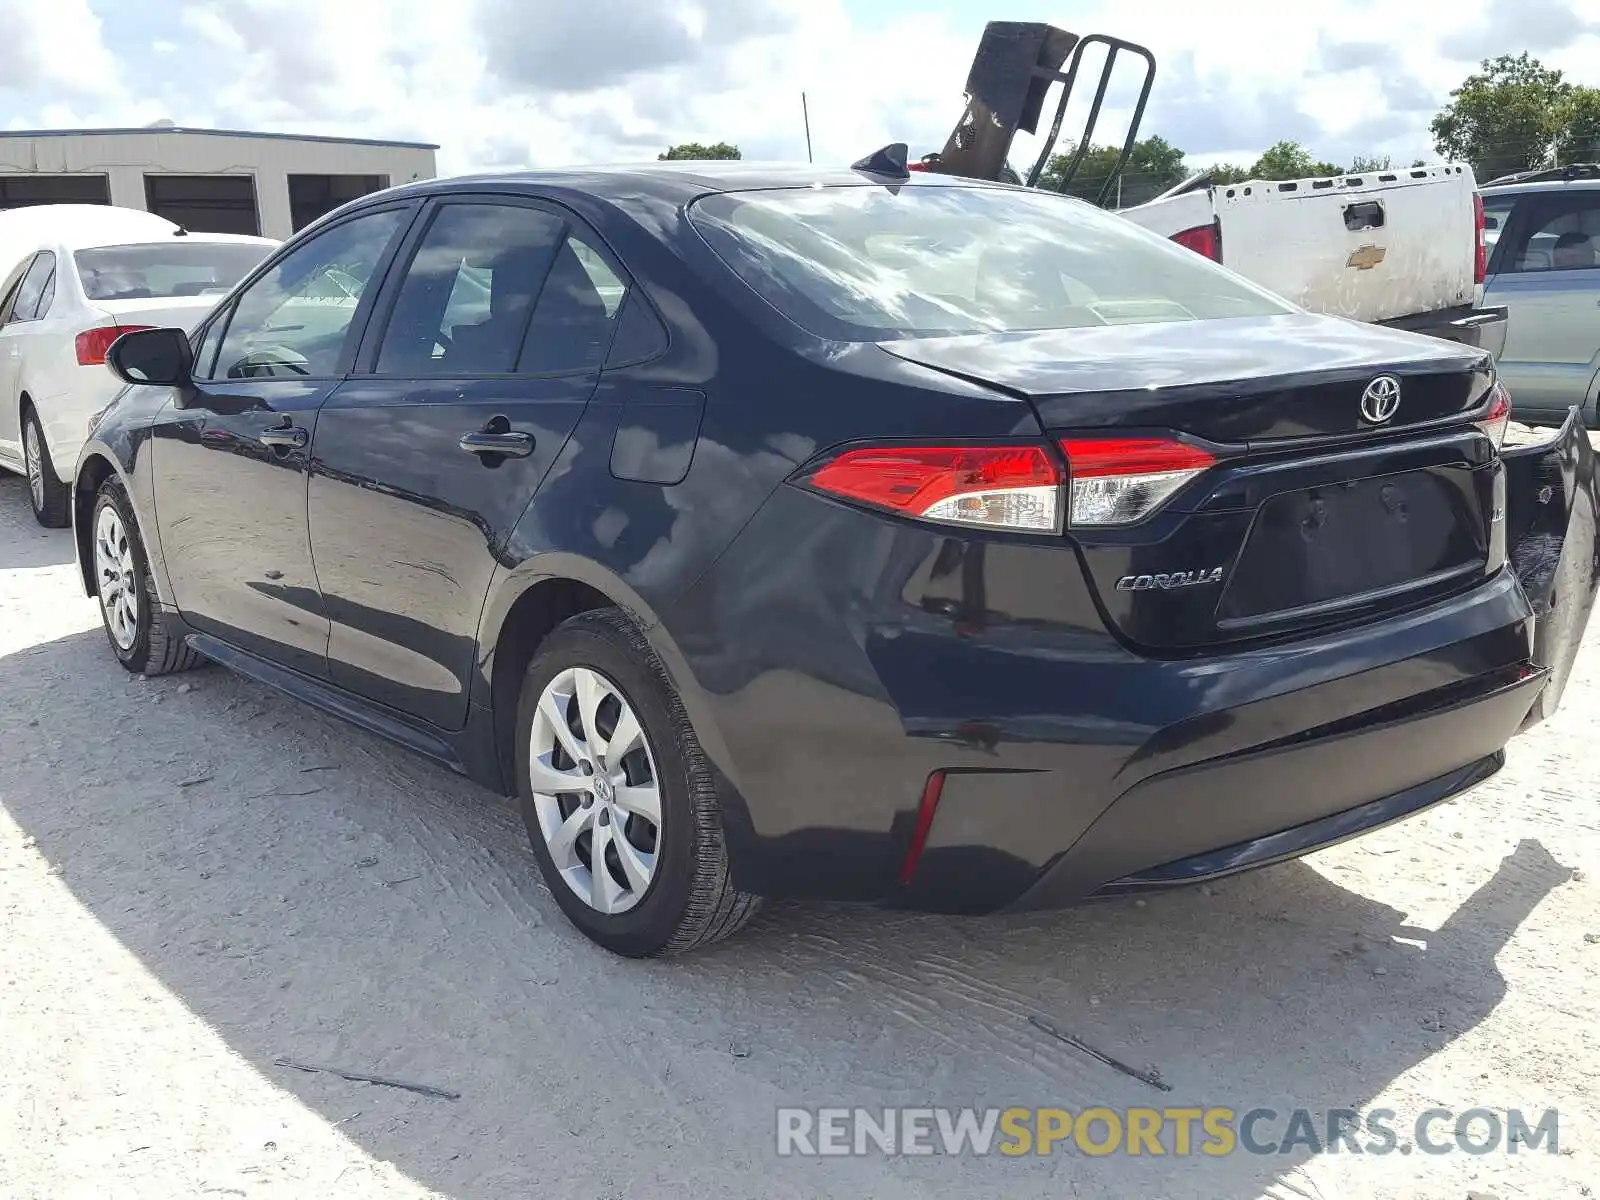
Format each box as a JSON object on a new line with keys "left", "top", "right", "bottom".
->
{"left": 72, "top": 161, "right": 1598, "bottom": 957}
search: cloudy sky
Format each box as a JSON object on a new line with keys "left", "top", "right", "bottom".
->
{"left": 3, "top": 0, "right": 1599, "bottom": 174}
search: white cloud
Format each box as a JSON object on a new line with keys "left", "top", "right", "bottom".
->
{"left": 7, "top": 0, "right": 1600, "bottom": 174}
{"left": 0, "top": 0, "right": 123, "bottom": 102}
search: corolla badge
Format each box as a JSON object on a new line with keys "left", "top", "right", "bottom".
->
{"left": 1116, "top": 567, "right": 1226, "bottom": 592}
{"left": 1360, "top": 375, "right": 1402, "bottom": 424}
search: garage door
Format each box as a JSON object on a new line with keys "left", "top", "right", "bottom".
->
{"left": 0, "top": 174, "right": 111, "bottom": 209}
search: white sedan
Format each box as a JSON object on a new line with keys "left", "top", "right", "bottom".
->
{"left": 0, "top": 205, "right": 276, "bottom": 526}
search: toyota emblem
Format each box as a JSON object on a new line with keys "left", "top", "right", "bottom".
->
{"left": 1360, "top": 375, "right": 1402, "bottom": 424}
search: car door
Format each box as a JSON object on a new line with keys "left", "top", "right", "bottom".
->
{"left": 1482, "top": 189, "right": 1600, "bottom": 419}
{"left": 149, "top": 203, "right": 416, "bottom": 678}
{"left": 308, "top": 196, "right": 626, "bottom": 729}
{"left": 0, "top": 252, "right": 56, "bottom": 466}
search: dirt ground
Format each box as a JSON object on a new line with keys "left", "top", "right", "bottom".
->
{"left": 0, "top": 469, "right": 1596, "bottom": 1200}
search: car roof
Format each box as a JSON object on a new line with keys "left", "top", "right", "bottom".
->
{"left": 377, "top": 161, "right": 1009, "bottom": 207}
{"left": 0, "top": 203, "right": 181, "bottom": 242}
{"left": 1478, "top": 178, "right": 1600, "bottom": 195}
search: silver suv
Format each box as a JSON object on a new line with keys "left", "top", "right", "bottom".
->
{"left": 1481, "top": 165, "right": 1600, "bottom": 426}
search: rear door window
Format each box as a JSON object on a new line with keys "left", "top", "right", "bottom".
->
{"left": 517, "top": 232, "right": 628, "bottom": 373}
{"left": 1492, "top": 192, "right": 1600, "bottom": 274}
{"left": 375, "top": 202, "right": 568, "bottom": 375}
{"left": 372, "top": 202, "right": 628, "bottom": 376}
{"left": 1482, "top": 195, "right": 1517, "bottom": 256}
{"left": 7, "top": 253, "right": 55, "bottom": 325}
{"left": 33, "top": 261, "right": 55, "bottom": 318}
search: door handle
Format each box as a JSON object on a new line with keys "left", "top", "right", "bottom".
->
{"left": 459, "top": 430, "right": 535, "bottom": 458}
{"left": 259, "top": 426, "right": 308, "bottom": 448}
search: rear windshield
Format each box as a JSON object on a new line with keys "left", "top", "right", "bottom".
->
{"left": 74, "top": 242, "right": 272, "bottom": 302}
{"left": 689, "top": 184, "right": 1292, "bottom": 340}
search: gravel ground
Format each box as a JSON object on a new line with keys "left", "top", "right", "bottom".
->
{"left": 0, "top": 469, "right": 1596, "bottom": 1200}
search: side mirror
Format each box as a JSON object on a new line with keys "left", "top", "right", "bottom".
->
{"left": 106, "top": 327, "right": 193, "bottom": 389}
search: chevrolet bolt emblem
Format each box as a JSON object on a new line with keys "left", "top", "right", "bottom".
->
{"left": 1346, "top": 244, "right": 1387, "bottom": 271}
{"left": 1360, "top": 375, "right": 1402, "bottom": 424}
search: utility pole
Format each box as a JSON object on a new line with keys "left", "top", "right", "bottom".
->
{"left": 802, "top": 92, "right": 814, "bottom": 164}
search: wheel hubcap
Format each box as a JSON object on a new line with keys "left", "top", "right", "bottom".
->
{"left": 529, "top": 666, "right": 662, "bottom": 915}
{"left": 94, "top": 505, "right": 139, "bottom": 651}
{"left": 23, "top": 420, "right": 43, "bottom": 510}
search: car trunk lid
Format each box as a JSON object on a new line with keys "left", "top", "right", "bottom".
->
{"left": 880, "top": 312, "right": 1494, "bottom": 443}
{"left": 880, "top": 313, "right": 1503, "bottom": 650}
{"left": 90, "top": 294, "right": 231, "bottom": 333}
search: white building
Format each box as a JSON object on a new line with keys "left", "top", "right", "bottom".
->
{"left": 0, "top": 124, "right": 439, "bottom": 240}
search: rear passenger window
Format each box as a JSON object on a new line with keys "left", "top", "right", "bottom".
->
{"left": 518, "top": 233, "right": 627, "bottom": 374}
{"left": 375, "top": 205, "right": 628, "bottom": 376}
{"left": 1496, "top": 193, "right": 1600, "bottom": 273}
{"left": 376, "top": 203, "right": 567, "bottom": 376}
{"left": 8, "top": 253, "right": 55, "bottom": 325}
{"left": 1482, "top": 197, "right": 1515, "bottom": 253}
{"left": 33, "top": 263, "right": 55, "bottom": 318}
{"left": 605, "top": 293, "right": 668, "bottom": 366}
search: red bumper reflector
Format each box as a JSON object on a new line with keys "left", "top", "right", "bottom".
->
{"left": 898, "top": 770, "right": 947, "bottom": 886}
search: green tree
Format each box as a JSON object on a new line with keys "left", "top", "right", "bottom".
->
{"left": 1557, "top": 87, "right": 1600, "bottom": 165}
{"left": 659, "top": 142, "right": 742, "bottom": 161}
{"left": 1348, "top": 154, "right": 1393, "bottom": 172}
{"left": 1249, "top": 140, "right": 1344, "bottom": 180}
{"left": 1430, "top": 54, "right": 1575, "bottom": 180}
{"left": 1037, "top": 134, "right": 1189, "bottom": 206}
{"left": 1205, "top": 163, "right": 1253, "bottom": 185}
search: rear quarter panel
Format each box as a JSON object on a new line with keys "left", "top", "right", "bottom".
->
{"left": 472, "top": 181, "right": 1046, "bottom": 811}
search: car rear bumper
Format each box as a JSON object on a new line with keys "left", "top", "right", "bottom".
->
{"left": 1011, "top": 666, "right": 1537, "bottom": 908}
{"left": 901, "top": 650, "right": 1541, "bottom": 915}
{"left": 678, "top": 480, "right": 1546, "bottom": 912}
{"left": 1085, "top": 753, "right": 1503, "bottom": 896}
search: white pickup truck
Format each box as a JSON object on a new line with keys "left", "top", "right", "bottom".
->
{"left": 1119, "top": 163, "right": 1509, "bottom": 356}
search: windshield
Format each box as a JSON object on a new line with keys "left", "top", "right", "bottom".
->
{"left": 74, "top": 242, "right": 272, "bottom": 302}
{"left": 689, "top": 185, "right": 1293, "bottom": 341}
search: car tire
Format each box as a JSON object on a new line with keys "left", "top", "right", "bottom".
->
{"left": 90, "top": 476, "right": 204, "bottom": 676}
{"left": 22, "top": 408, "right": 70, "bottom": 528}
{"left": 515, "top": 608, "right": 761, "bottom": 957}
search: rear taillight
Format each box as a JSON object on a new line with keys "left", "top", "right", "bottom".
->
{"left": 1171, "top": 222, "right": 1221, "bottom": 261}
{"left": 1476, "top": 381, "right": 1511, "bottom": 449}
{"left": 1474, "top": 193, "right": 1487, "bottom": 285}
{"left": 806, "top": 444, "right": 1062, "bottom": 532}
{"left": 805, "top": 437, "right": 1216, "bottom": 532}
{"left": 1060, "top": 436, "right": 1217, "bottom": 527}
{"left": 76, "top": 324, "right": 153, "bottom": 366}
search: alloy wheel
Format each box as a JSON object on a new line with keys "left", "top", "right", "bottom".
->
{"left": 528, "top": 666, "right": 663, "bottom": 915}
{"left": 94, "top": 504, "right": 139, "bottom": 651}
{"left": 23, "top": 419, "right": 43, "bottom": 511}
